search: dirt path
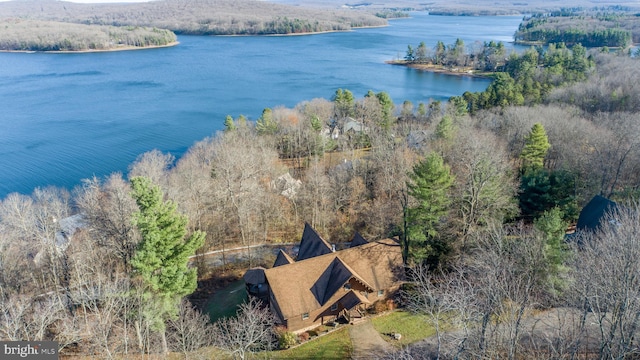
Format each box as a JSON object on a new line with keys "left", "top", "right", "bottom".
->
{"left": 348, "top": 320, "right": 394, "bottom": 359}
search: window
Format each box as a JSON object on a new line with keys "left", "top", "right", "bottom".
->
{"left": 331, "top": 303, "right": 338, "bottom": 311}
{"left": 377, "top": 290, "right": 384, "bottom": 297}
{"left": 302, "top": 313, "right": 309, "bottom": 320}
{"left": 343, "top": 283, "right": 351, "bottom": 290}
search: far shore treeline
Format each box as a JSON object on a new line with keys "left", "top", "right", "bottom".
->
{"left": 0, "top": 19, "right": 177, "bottom": 52}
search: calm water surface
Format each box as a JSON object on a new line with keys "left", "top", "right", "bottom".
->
{"left": 0, "top": 13, "right": 523, "bottom": 197}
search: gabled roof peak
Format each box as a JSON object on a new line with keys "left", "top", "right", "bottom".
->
{"left": 297, "top": 223, "right": 333, "bottom": 261}
{"left": 310, "top": 256, "right": 374, "bottom": 306}
{"left": 273, "top": 249, "right": 295, "bottom": 268}
{"left": 350, "top": 232, "right": 369, "bottom": 248}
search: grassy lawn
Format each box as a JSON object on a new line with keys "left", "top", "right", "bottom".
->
{"left": 371, "top": 311, "right": 436, "bottom": 347}
{"left": 269, "top": 327, "right": 353, "bottom": 360}
{"left": 206, "top": 279, "right": 247, "bottom": 321}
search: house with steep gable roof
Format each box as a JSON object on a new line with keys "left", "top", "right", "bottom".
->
{"left": 245, "top": 224, "right": 404, "bottom": 333}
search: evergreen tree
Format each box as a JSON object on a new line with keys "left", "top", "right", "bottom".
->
{"left": 434, "top": 115, "right": 454, "bottom": 141}
{"left": 375, "top": 91, "right": 395, "bottom": 129}
{"left": 519, "top": 169, "right": 578, "bottom": 221}
{"left": 224, "top": 115, "right": 236, "bottom": 132}
{"left": 129, "top": 176, "right": 205, "bottom": 354}
{"left": 256, "top": 108, "right": 278, "bottom": 135}
{"left": 434, "top": 40, "right": 446, "bottom": 64}
{"left": 310, "top": 115, "right": 322, "bottom": 133}
{"left": 415, "top": 41, "right": 428, "bottom": 63}
{"left": 520, "top": 122, "right": 550, "bottom": 172}
{"left": 417, "top": 102, "right": 427, "bottom": 119}
{"left": 333, "top": 88, "right": 355, "bottom": 119}
{"left": 448, "top": 96, "right": 468, "bottom": 117}
{"left": 405, "top": 44, "right": 414, "bottom": 61}
{"left": 534, "top": 207, "right": 569, "bottom": 294}
{"left": 405, "top": 153, "right": 455, "bottom": 266}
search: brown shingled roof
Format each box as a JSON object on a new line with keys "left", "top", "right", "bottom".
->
{"left": 263, "top": 238, "right": 403, "bottom": 321}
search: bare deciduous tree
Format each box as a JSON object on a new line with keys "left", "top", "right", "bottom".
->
{"left": 167, "top": 299, "right": 213, "bottom": 359}
{"left": 213, "top": 298, "right": 275, "bottom": 360}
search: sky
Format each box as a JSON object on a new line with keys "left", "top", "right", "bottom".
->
{"left": 0, "top": 0, "right": 155, "bottom": 3}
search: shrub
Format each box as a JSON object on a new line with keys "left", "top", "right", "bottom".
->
{"left": 371, "top": 300, "right": 388, "bottom": 314}
{"left": 277, "top": 330, "right": 297, "bottom": 349}
{"left": 298, "top": 332, "right": 310, "bottom": 342}
{"left": 307, "top": 330, "right": 318, "bottom": 337}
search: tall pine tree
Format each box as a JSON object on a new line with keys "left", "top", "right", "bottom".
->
{"left": 520, "top": 122, "right": 550, "bottom": 172}
{"left": 405, "top": 152, "right": 455, "bottom": 266}
{"left": 130, "top": 176, "right": 205, "bottom": 354}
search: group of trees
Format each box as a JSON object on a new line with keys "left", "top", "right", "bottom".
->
{"left": 0, "top": 19, "right": 176, "bottom": 52}
{"left": 395, "top": 202, "right": 640, "bottom": 359}
{"left": 460, "top": 42, "right": 593, "bottom": 110}
{"left": 1, "top": 20, "right": 640, "bottom": 357}
{"left": 0, "top": 0, "right": 387, "bottom": 39}
{"left": 404, "top": 39, "right": 507, "bottom": 71}
{"left": 515, "top": 10, "right": 638, "bottom": 47}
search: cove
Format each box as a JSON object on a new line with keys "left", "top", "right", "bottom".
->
{"left": 0, "top": 13, "right": 523, "bottom": 198}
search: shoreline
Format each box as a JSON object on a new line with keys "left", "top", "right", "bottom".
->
{"left": 0, "top": 41, "right": 179, "bottom": 54}
{"left": 385, "top": 60, "right": 491, "bottom": 78}
{"left": 217, "top": 24, "right": 389, "bottom": 38}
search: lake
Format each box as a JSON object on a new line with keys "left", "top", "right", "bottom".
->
{"left": 0, "top": 13, "right": 523, "bottom": 198}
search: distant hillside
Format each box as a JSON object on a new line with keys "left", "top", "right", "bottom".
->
{"left": 0, "top": 0, "right": 387, "bottom": 35}
{"left": 270, "top": 0, "right": 640, "bottom": 15}
{"left": 0, "top": 19, "right": 177, "bottom": 51}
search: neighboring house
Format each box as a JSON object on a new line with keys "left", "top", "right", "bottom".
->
{"left": 576, "top": 195, "right": 618, "bottom": 232}
{"left": 243, "top": 223, "right": 404, "bottom": 333}
{"left": 342, "top": 119, "right": 367, "bottom": 134}
{"left": 34, "top": 214, "right": 85, "bottom": 265}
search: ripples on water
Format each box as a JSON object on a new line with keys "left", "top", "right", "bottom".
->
{"left": 0, "top": 13, "right": 523, "bottom": 198}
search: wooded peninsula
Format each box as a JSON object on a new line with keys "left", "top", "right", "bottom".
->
{"left": 0, "top": 0, "right": 387, "bottom": 51}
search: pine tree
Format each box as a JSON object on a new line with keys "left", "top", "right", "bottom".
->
{"left": 130, "top": 176, "right": 205, "bottom": 354}
{"left": 405, "top": 153, "right": 455, "bottom": 266}
{"left": 256, "top": 108, "right": 278, "bottom": 135}
{"left": 520, "top": 122, "right": 551, "bottom": 172}
{"left": 534, "top": 207, "right": 569, "bottom": 294}
{"left": 405, "top": 44, "right": 414, "bottom": 61}
{"left": 332, "top": 88, "right": 355, "bottom": 119}
{"left": 435, "top": 115, "right": 454, "bottom": 141}
{"left": 375, "top": 91, "right": 395, "bottom": 130}
{"left": 224, "top": 115, "right": 236, "bottom": 132}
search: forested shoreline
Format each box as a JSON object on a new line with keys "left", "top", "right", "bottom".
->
{"left": 0, "top": 0, "right": 386, "bottom": 40}
{"left": 0, "top": 19, "right": 177, "bottom": 52}
{"left": 514, "top": 10, "right": 639, "bottom": 48}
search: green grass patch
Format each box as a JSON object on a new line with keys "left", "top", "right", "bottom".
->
{"left": 269, "top": 327, "right": 352, "bottom": 359}
{"left": 371, "top": 311, "right": 436, "bottom": 347}
{"left": 206, "top": 280, "right": 247, "bottom": 322}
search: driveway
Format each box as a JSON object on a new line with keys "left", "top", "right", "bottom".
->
{"left": 348, "top": 320, "right": 394, "bottom": 359}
